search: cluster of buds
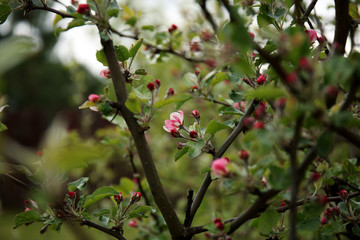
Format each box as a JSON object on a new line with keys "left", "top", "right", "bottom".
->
{"left": 338, "top": 189, "right": 348, "bottom": 201}
{"left": 213, "top": 218, "right": 224, "bottom": 231}
{"left": 254, "top": 102, "right": 267, "bottom": 120}
{"left": 163, "top": 110, "right": 200, "bottom": 140}
{"left": 321, "top": 206, "right": 341, "bottom": 225}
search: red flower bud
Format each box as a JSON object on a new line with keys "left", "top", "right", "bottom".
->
{"left": 256, "top": 74, "right": 266, "bottom": 85}
{"left": 170, "top": 129, "right": 180, "bottom": 138}
{"left": 114, "top": 193, "right": 123, "bottom": 204}
{"left": 192, "top": 110, "right": 200, "bottom": 119}
{"left": 215, "top": 221, "right": 224, "bottom": 231}
{"left": 325, "top": 85, "right": 339, "bottom": 97}
{"left": 286, "top": 72, "right": 297, "bottom": 84}
{"left": 24, "top": 200, "right": 30, "bottom": 206}
{"left": 168, "top": 24, "right": 178, "bottom": 33}
{"left": 254, "top": 104, "right": 266, "bottom": 120}
{"left": 320, "top": 217, "right": 327, "bottom": 225}
{"left": 253, "top": 121, "right": 265, "bottom": 129}
{"left": 339, "top": 189, "right": 348, "bottom": 200}
{"left": 147, "top": 82, "right": 155, "bottom": 91}
{"left": 190, "top": 42, "right": 201, "bottom": 52}
{"left": 192, "top": 85, "right": 198, "bottom": 90}
{"left": 88, "top": 94, "right": 100, "bottom": 102}
{"left": 195, "top": 70, "right": 200, "bottom": 75}
{"left": 67, "top": 191, "right": 75, "bottom": 198}
{"left": 36, "top": 150, "right": 43, "bottom": 156}
{"left": 77, "top": 4, "right": 90, "bottom": 14}
{"left": 310, "top": 172, "right": 322, "bottom": 182}
{"left": 167, "top": 88, "right": 175, "bottom": 96}
{"left": 243, "top": 116, "right": 255, "bottom": 128}
{"left": 333, "top": 206, "right": 340, "bottom": 215}
{"left": 249, "top": 32, "right": 255, "bottom": 39}
{"left": 299, "top": 57, "right": 312, "bottom": 72}
{"left": 275, "top": 98, "right": 287, "bottom": 109}
{"left": 131, "top": 192, "right": 142, "bottom": 202}
{"left": 154, "top": 79, "right": 161, "bottom": 88}
{"left": 280, "top": 202, "right": 286, "bottom": 207}
{"left": 213, "top": 217, "right": 222, "bottom": 224}
{"left": 324, "top": 207, "right": 333, "bottom": 218}
{"left": 128, "top": 219, "right": 138, "bottom": 228}
{"left": 189, "top": 131, "right": 198, "bottom": 138}
{"left": 238, "top": 150, "right": 249, "bottom": 161}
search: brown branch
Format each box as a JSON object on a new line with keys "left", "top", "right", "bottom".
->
{"left": 188, "top": 99, "right": 258, "bottom": 226}
{"left": 183, "top": 189, "right": 194, "bottom": 227}
{"left": 198, "top": 0, "right": 217, "bottom": 32}
{"left": 80, "top": 219, "right": 127, "bottom": 240}
{"left": 28, "top": 5, "right": 74, "bottom": 18}
{"left": 100, "top": 38, "right": 184, "bottom": 239}
{"left": 227, "top": 189, "right": 280, "bottom": 234}
{"left": 302, "top": 0, "right": 318, "bottom": 22}
{"left": 333, "top": 0, "right": 351, "bottom": 55}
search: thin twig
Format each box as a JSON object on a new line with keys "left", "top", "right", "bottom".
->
{"left": 188, "top": 99, "right": 258, "bottom": 226}
{"left": 29, "top": 5, "right": 74, "bottom": 18}
{"left": 80, "top": 218, "right": 127, "bottom": 240}
{"left": 109, "top": 27, "right": 205, "bottom": 63}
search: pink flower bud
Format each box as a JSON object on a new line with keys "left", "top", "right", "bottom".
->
{"left": 88, "top": 94, "right": 100, "bottom": 102}
{"left": 243, "top": 117, "right": 255, "bottom": 128}
{"left": 240, "top": 100, "right": 246, "bottom": 111}
{"left": 324, "top": 207, "right": 333, "bottom": 218}
{"left": 215, "top": 221, "right": 224, "bottom": 230}
{"left": 249, "top": 32, "right": 255, "bottom": 39}
{"left": 256, "top": 74, "right": 266, "bottom": 85}
{"left": 211, "top": 158, "right": 230, "bottom": 177}
{"left": 192, "top": 85, "right": 198, "bottom": 90}
{"left": 67, "top": 191, "right": 75, "bottom": 198}
{"left": 286, "top": 72, "right": 297, "bottom": 84}
{"left": 25, "top": 207, "right": 31, "bottom": 212}
{"left": 131, "top": 192, "right": 142, "bottom": 202}
{"left": 195, "top": 69, "right": 200, "bottom": 75}
{"left": 128, "top": 219, "right": 138, "bottom": 228}
{"left": 213, "top": 217, "right": 222, "bottom": 224}
{"left": 280, "top": 202, "right": 286, "bottom": 207}
{"left": 205, "top": 59, "right": 216, "bottom": 68}
{"left": 189, "top": 131, "right": 198, "bottom": 138}
{"left": 253, "top": 121, "right": 265, "bottom": 129}
{"left": 320, "top": 217, "right": 327, "bottom": 225}
{"left": 299, "top": 57, "right": 312, "bottom": 72}
{"left": 318, "top": 35, "right": 327, "bottom": 44}
{"left": 154, "top": 79, "right": 161, "bottom": 88}
{"left": 305, "top": 29, "right": 318, "bottom": 43}
{"left": 238, "top": 150, "right": 249, "bottom": 161}
{"left": 114, "top": 193, "right": 123, "bottom": 204}
{"left": 339, "top": 189, "right": 348, "bottom": 200}
{"left": 325, "top": 85, "right": 339, "bottom": 97}
{"left": 254, "top": 104, "right": 266, "bottom": 120}
{"left": 233, "top": 102, "right": 240, "bottom": 110}
{"left": 310, "top": 172, "right": 322, "bottom": 182}
{"left": 77, "top": 4, "right": 90, "bottom": 14}
{"left": 192, "top": 110, "right": 200, "bottom": 119}
{"left": 147, "top": 82, "right": 155, "bottom": 91}
{"left": 100, "top": 69, "right": 111, "bottom": 79}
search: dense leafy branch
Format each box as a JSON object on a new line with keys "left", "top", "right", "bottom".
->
{"left": 100, "top": 38, "right": 184, "bottom": 239}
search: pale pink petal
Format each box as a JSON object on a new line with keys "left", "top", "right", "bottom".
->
{"left": 163, "top": 120, "right": 178, "bottom": 132}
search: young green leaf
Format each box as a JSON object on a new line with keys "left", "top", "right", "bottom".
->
{"left": 187, "top": 139, "right": 205, "bottom": 159}
{"left": 205, "top": 119, "right": 232, "bottom": 136}
{"left": 127, "top": 206, "right": 154, "bottom": 218}
{"left": 114, "top": 45, "right": 130, "bottom": 62}
{"left": 13, "top": 209, "right": 42, "bottom": 229}
{"left": 174, "top": 146, "right": 189, "bottom": 161}
{"left": 129, "top": 38, "right": 143, "bottom": 58}
{"left": 83, "top": 186, "right": 119, "bottom": 208}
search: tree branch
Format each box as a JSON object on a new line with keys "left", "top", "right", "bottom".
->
{"left": 188, "top": 99, "right": 258, "bottom": 225}
{"left": 333, "top": 0, "right": 351, "bottom": 55}
{"left": 183, "top": 189, "right": 194, "bottom": 227}
{"left": 80, "top": 219, "right": 127, "bottom": 240}
{"left": 198, "top": 0, "right": 217, "bottom": 32}
{"left": 101, "top": 38, "right": 184, "bottom": 239}
{"left": 28, "top": 5, "right": 74, "bottom": 18}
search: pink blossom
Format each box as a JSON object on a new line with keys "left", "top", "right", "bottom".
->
{"left": 211, "top": 158, "right": 230, "bottom": 177}
{"left": 128, "top": 219, "right": 138, "bottom": 228}
{"left": 305, "top": 29, "right": 318, "bottom": 43}
{"left": 100, "top": 69, "right": 111, "bottom": 79}
{"left": 88, "top": 94, "right": 100, "bottom": 102}
{"left": 163, "top": 110, "right": 184, "bottom": 132}
{"left": 256, "top": 74, "right": 266, "bottom": 85}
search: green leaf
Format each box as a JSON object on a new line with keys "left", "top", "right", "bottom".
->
{"left": 205, "top": 119, "right": 232, "bottom": 136}
{"left": 154, "top": 94, "right": 192, "bottom": 108}
{"left": 141, "top": 25, "right": 154, "bottom": 31}
{"left": 98, "top": 102, "right": 113, "bottom": 116}
{"left": 187, "top": 139, "right": 205, "bottom": 159}
{"left": 135, "top": 69, "right": 147, "bottom": 75}
{"left": 83, "top": 186, "right": 119, "bottom": 208}
{"left": 68, "top": 177, "right": 89, "bottom": 191}
{"left": 0, "top": 4, "right": 11, "bottom": 25}
{"left": 126, "top": 17, "right": 137, "bottom": 26}
{"left": 321, "top": 221, "right": 346, "bottom": 235}
{"left": 317, "top": 131, "right": 333, "bottom": 157}
{"left": 114, "top": 177, "right": 134, "bottom": 195}
{"left": 229, "top": 90, "right": 245, "bottom": 102}
{"left": 211, "top": 72, "right": 228, "bottom": 86}
{"left": 246, "top": 86, "right": 287, "bottom": 100}
{"left": 0, "top": 122, "right": 7, "bottom": 132}
{"left": 352, "top": 225, "right": 360, "bottom": 236}
{"left": 125, "top": 98, "right": 142, "bottom": 114}
{"left": 128, "top": 206, "right": 154, "bottom": 218}
{"left": 129, "top": 38, "right": 143, "bottom": 58}
{"left": 114, "top": 45, "right": 130, "bottom": 62}
{"left": 257, "top": 207, "right": 280, "bottom": 235}
{"left": 269, "top": 165, "right": 289, "bottom": 189}
{"left": 13, "top": 209, "right": 42, "bottom": 229}
{"left": 107, "top": 0, "right": 120, "bottom": 18}
{"left": 257, "top": 5, "right": 274, "bottom": 28}
{"left": 96, "top": 49, "right": 108, "bottom": 66}
{"left": 174, "top": 146, "right": 189, "bottom": 161}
